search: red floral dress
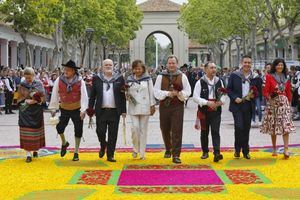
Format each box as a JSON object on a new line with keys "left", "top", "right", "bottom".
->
{"left": 261, "top": 74, "right": 295, "bottom": 135}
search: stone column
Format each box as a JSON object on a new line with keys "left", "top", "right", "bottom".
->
{"left": 47, "top": 48, "right": 53, "bottom": 70}
{"left": 19, "top": 43, "right": 27, "bottom": 67}
{"left": 0, "top": 39, "right": 8, "bottom": 67}
{"left": 197, "top": 52, "right": 201, "bottom": 67}
{"left": 9, "top": 41, "right": 18, "bottom": 69}
{"left": 41, "top": 47, "right": 48, "bottom": 68}
{"left": 34, "top": 46, "right": 41, "bottom": 68}
{"left": 29, "top": 44, "right": 35, "bottom": 67}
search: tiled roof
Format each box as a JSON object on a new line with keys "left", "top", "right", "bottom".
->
{"left": 138, "top": 0, "right": 181, "bottom": 12}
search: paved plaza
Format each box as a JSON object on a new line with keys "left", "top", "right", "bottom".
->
{"left": 0, "top": 98, "right": 299, "bottom": 150}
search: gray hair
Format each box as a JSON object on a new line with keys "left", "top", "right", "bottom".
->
{"left": 23, "top": 67, "right": 35, "bottom": 76}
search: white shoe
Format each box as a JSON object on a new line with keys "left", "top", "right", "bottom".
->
{"left": 132, "top": 152, "right": 138, "bottom": 158}
{"left": 140, "top": 157, "right": 145, "bottom": 160}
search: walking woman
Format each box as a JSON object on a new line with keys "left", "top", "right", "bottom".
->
{"left": 18, "top": 67, "right": 45, "bottom": 163}
{"left": 261, "top": 58, "right": 296, "bottom": 159}
{"left": 127, "top": 60, "right": 156, "bottom": 160}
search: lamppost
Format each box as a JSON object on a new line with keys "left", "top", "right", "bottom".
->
{"left": 117, "top": 47, "right": 123, "bottom": 71}
{"left": 263, "top": 27, "right": 270, "bottom": 64}
{"left": 101, "top": 36, "right": 108, "bottom": 60}
{"left": 219, "top": 41, "right": 225, "bottom": 69}
{"left": 235, "top": 36, "right": 242, "bottom": 67}
{"left": 110, "top": 43, "right": 116, "bottom": 63}
{"left": 208, "top": 47, "right": 212, "bottom": 61}
{"left": 86, "top": 28, "right": 94, "bottom": 69}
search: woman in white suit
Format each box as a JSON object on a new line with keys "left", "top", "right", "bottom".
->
{"left": 127, "top": 60, "right": 156, "bottom": 160}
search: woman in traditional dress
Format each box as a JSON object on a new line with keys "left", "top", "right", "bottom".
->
{"left": 261, "top": 58, "right": 296, "bottom": 159}
{"left": 127, "top": 60, "right": 156, "bottom": 160}
{"left": 18, "top": 67, "right": 46, "bottom": 163}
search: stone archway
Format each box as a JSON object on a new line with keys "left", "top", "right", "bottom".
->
{"left": 145, "top": 31, "right": 174, "bottom": 68}
{"left": 130, "top": 0, "right": 189, "bottom": 66}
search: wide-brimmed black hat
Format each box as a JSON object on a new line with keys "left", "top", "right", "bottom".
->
{"left": 61, "top": 60, "right": 80, "bottom": 69}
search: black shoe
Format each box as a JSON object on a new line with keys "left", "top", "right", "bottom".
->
{"left": 164, "top": 151, "right": 172, "bottom": 158}
{"left": 99, "top": 148, "right": 105, "bottom": 158}
{"left": 172, "top": 157, "right": 181, "bottom": 164}
{"left": 243, "top": 154, "right": 251, "bottom": 159}
{"left": 201, "top": 152, "right": 209, "bottom": 159}
{"left": 26, "top": 156, "right": 32, "bottom": 163}
{"left": 33, "top": 152, "right": 38, "bottom": 158}
{"left": 234, "top": 152, "right": 240, "bottom": 158}
{"left": 72, "top": 153, "right": 79, "bottom": 161}
{"left": 9, "top": 111, "right": 15, "bottom": 114}
{"left": 60, "top": 142, "right": 69, "bottom": 157}
{"left": 107, "top": 157, "right": 116, "bottom": 162}
{"left": 213, "top": 154, "right": 223, "bottom": 162}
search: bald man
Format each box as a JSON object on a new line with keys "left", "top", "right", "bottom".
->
{"left": 88, "top": 59, "right": 126, "bottom": 162}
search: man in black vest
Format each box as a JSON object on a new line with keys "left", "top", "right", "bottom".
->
{"left": 88, "top": 59, "right": 126, "bottom": 162}
{"left": 2, "top": 68, "right": 15, "bottom": 114}
{"left": 193, "top": 62, "right": 225, "bottom": 162}
{"left": 227, "top": 55, "right": 255, "bottom": 159}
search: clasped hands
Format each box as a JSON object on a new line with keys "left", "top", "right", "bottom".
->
{"left": 168, "top": 90, "right": 180, "bottom": 98}
{"left": 207, "top": 101, "right": 223, "bottom": 109}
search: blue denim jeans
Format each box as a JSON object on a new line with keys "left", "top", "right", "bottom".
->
{"left": 252, "top": 98, "right": 262, "bottom": 122}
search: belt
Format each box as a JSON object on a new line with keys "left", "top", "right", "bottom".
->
{"left": 101, "top": 107, "right": 116, "bottom": 110}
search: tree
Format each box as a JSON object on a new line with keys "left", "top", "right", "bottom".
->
{"left": 145, "top": 35, "right": 157, "bottom": 67}
{"left": 265, "top": 0, "right": 300, "bottom": 60}
{"left": 178, "top": 0, "right": 247, "bottom": 67}
{"left": 0, "top": 0, "right": 63, "bottom": 67}
{"left": 62, "top": 0, "right": 142, "bottom": 68}
{"left": 179, "top": 0, "right": 270, "bottom": 66}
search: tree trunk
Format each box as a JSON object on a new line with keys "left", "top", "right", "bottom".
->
{"left": 79, "top": 38, "right": 87, "bottom": 68}
{"left": 287, "top": 24, "right": 295, "bottom": 60}
{"left": 269, "top": 18, "right": 276, "bottom": 61}
{"left": 20, "top": 33, "right": 32, "bottom": 67}
{"left": 265, "top": 0, "right": 288, "bottom": 55}
{"left": 250, "top": 26, "right": 257, "bottom": 67}
{"left": 228, "top": 40, "right": 232, "bottom": 68}
{"left": 93, "top": 43, "right": 102, "bottom": 69}
{"left": 51, "top": 23, "right": 63, "bottom": 69}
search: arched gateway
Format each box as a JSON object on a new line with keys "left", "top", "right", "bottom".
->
{"left": 130, "top": 0, "right": 189, "bottom": 66}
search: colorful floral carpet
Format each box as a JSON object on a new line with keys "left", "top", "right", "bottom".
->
{"left": 0, "top": 145, "right": 300, "bottom": 200}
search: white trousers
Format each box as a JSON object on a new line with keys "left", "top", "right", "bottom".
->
{"left": 130, "top": 115, "right": 149, "bottom": 157}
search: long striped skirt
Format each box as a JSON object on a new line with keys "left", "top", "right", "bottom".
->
{"left": 20, "top": 126, "right": 45, "bottom": 151}
{"left": 19, "top": 103, "right": 45, "bottom": 151}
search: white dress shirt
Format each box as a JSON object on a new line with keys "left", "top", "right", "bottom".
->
{"left": 242, "top": 74, "right": 251, "bottom": 98}
{"left": 102, "top": 81, "right": 116, "bottom": 108}
{"left": 153, "top": 73, "right": 191, "bottom": 101}
{"left": 4, "top": 77, "right": 14, "bottom": 92}
{"left": 193, "top": 75, "right": 226, "bottom": 107}
{"left": 48, "top": 77, "right": 88, "bottom": 113}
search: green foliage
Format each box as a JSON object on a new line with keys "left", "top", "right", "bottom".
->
{"left": 0, "top": 0, "right": 63, "bottom": 35}
{"left": 145, "top": 35, "right": 157, "bottom": 67}
{"left": 62, "top": 0, "right": 142, "bottom": 47}
{"left": 178, "top": 0, "right": 246, "bottom": 44}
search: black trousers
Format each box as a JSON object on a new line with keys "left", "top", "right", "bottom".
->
{"left": 96, "top": 108, "right": 120, "bottom": 158}
{"left": 5, "top": 91, "right": 13, "bottom": 113}
{"left": 232, "top": 101, "right": 252, "bottom": 155}
{"left": 56, "top": 108, "right": 83, "bottom": 138}
{"left": 200, "top": 111, "right": 221, "bottom": 155}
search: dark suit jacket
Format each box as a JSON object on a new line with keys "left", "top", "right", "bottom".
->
{"left": 227, "top": 72, "right": 255, "bottom": 113}
{"left": 88, "top": 74, "right": 126, "bottom": 116}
